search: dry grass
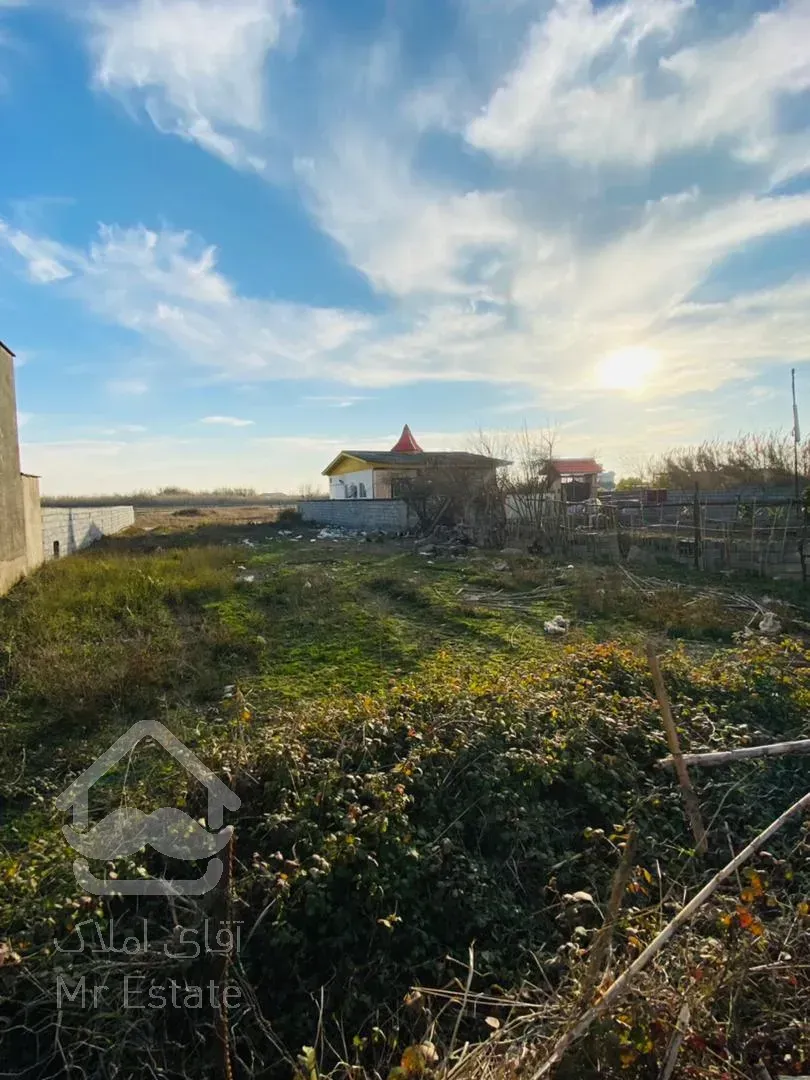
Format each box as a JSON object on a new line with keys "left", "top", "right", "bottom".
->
{"left": 132, "top": 504, "right": 288, "bottom": 530}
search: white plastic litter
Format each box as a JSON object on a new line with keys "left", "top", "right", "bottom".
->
{"left": 544, "top": 614, "right": 570, "bottom": 635}
{"left": 758, "top": 610, "right": 781, "bottom": 636}
{"left": 238, "top": 574, "right": 256, "bottom": 584}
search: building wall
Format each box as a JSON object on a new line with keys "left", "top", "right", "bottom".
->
{"left": 301, "top": 499, "right": 416, "bottom": 531}
{"left": 0, "top": 345, "right": 26, "bottom": 592}
{"left": 21, "top": 474, "right": 43, "bottom": 571}
{"left": 329, "top": 468, "right": 375, "bottom": 499}
{"left": 42, "top": 506, "right": 135, "bottom": 560}
{"left": 0, "top": 553, "right": 28, "bottom": 596}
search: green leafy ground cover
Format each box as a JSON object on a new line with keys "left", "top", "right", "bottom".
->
{"left": 1, "top": 523, "right": 810, "bottom": 1079}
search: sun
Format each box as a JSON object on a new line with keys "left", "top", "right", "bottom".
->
{"left": 596, "top": 346, "right": 661, "bottom": 392}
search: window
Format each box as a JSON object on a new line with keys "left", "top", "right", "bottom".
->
{"left": 358, "top": 482, "right": 367, "bottom": 498}
{"left": 53, "top": 540, "right": 60, "bottom": 559}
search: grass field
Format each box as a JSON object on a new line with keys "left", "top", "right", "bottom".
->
{"left": 1, "top": 519, "right": 810, "bottom": 1079}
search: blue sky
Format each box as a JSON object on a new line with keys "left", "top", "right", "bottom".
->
{"left": 2, "top": 0, "right": 810, "bottom": 493}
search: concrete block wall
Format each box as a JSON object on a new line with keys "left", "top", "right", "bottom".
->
{"left": 301, "top": 499, "right": 416, "bottom": 532}
{"left": 21, "top": 474, "right": 43, "bottom": 572}
{"left": 42, "top": 506, "right": 136, "bottom": 561}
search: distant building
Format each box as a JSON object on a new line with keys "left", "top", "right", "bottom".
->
{"left": 0, "top": 340, "right": 42, "bottom": 594}
{"left": 545, "top": 458, "right": 603, "bottom": 503}
{"left": 322, "top": 425, "right": 508, "bottom": 500}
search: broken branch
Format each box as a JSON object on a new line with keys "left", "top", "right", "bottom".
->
{"left": 533, "top": 789, "right": 810, "bottom": 1078}
{"left": 657, "top": 738, "right": 810, "bottom": 770}
{"left": 646, "top": 643, "right": 708, "bottom": 854}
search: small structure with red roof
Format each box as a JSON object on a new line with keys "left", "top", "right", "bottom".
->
{"left": 322, "top": 425, "right": 508, "bottom": 500}
{"left": 545, "top": 457, "right": 603, "bottom": 502}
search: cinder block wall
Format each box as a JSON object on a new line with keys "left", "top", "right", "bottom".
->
{"left": 41, "top": 506, "right": 136, "bottom": 561}
{"left": 300, "top": 499, "right": 416, "bottom": 531}
{"left": 21, "top": 474, "right": 43, "bottom": 571}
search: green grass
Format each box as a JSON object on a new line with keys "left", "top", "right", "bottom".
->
{"left": 2, "top": 527, "right": 810, "bottom": 1078}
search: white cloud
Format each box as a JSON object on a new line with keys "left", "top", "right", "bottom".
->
{"left": 200, "top": 415, "right": 255, "bottom": 426}
{"left": 107, "top": 377, "right": 149, "bottom": 395}
{"left": 466, "top": 0, "right": 810, "bottom": 179}
{"left": 0, "top": 219, "right": 371, "bottom": 382}
{"left": 89, "top": 0, "right": 295, "bottom": 166}
{"left": 88, "top": 423, "right": 149, "bottom": 435}
{"left": 299, "top": 134, "right": 521, "bottom": 298}
{"left": 305, "top": 395, "right": 370, "bottom": 408}
{"left": 0, "top": 221, "right": 71, "bottom": 283}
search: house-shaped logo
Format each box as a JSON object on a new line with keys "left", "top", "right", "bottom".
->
{"left": 55, "top": 720, "right": 241, "bottom": 896}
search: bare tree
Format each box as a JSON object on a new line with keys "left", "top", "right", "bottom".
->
{"left": 297, "top": 483, "right": 328, "bottom": 501}
{"left": 645, "top": 432, "right": 810, "bottom": 491}
{"left": 394, "top": 458, "right": 505, "bottom": 543}
{"left": 470, "top": 426, "right": 559, "bottom": 542}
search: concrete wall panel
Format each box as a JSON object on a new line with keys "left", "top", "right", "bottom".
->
{"left": 22, "top": 475, "right": 43, "bottom": 571}
{"left": 301, "top": 499, "right": 415, "bottom": 531}
{"left": 42, "top": 506, "right": 136, "bottom": 560}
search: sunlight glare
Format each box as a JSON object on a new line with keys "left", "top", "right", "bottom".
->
{"left": 596, "top": 346, "right": 661, "bottom": 392}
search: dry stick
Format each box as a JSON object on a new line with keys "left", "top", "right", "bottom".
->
{"left": 533, "top": 789, "right": 810, "bottom": 1079}
{"left": 658, "top": 1001, "right": 690, "bottom": 1080}
{"left": 656, "top": 738, "right": 810, "bottom": 770}
{"left": 724, "top": 821, "right": 743, "bottom": 893}
{"left": 646, "top": 643, "right": 708, "bottom": 855}
{"left": 581, "top": 827, "right": 638, "bottom": 1003}
{"left": 214, "top": 831, "right": 236, "bottom": 1080}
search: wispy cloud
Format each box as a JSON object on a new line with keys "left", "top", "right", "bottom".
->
{"left": 304, "top": 394, "right": 370, "bottom": 408}
{"left": 107, "top": 377, "right": 149, "bottom": 395}
{"left": 464, "top": 0, "right": 810, "bottom": 176}
{"left": 0, "top": 221, "right": 71, "bottom": 282}
{"left": 200, "top": 415, "right": 255, "bottom": 426}
{"left": 90, "top": 423, "right": 149, "bottom": 435}
{"left": 89, "top": 0, "right": 296, "bottom": 168}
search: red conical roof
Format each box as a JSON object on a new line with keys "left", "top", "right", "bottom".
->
{"left": 391, "top": 424, "right": 423, "bottom": 453}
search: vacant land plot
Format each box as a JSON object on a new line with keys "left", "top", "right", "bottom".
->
{"left": 1, "top": 523, "right": 810, "bottom": 1079}
{"left": 133, "top": 503, "right": 289, "bottom": 531}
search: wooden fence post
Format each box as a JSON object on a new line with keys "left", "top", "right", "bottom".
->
{"left": 646, "top": 643, "right": 708, "bottom": 854}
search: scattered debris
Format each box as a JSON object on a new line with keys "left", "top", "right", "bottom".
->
{"left": 317, "top": 526, "right": 356, "bottom": 540}
{"left": 492, "top": 560, "right": 509, "bottom": 572}
{"left": 544, "top": 614, "right": 570, "bottom": 635}
{"left": 459, "top": 584, "right": 568, "bottom": 611}
{"left": 238, "top": 574, "right": 256, "bottom": 584}
{"left": 619, "top": 566, "right": 773, "bottom": 622}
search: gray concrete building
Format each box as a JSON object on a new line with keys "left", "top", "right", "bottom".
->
{"left": 0, "top": 340, "right": 42, "bottom": 594}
